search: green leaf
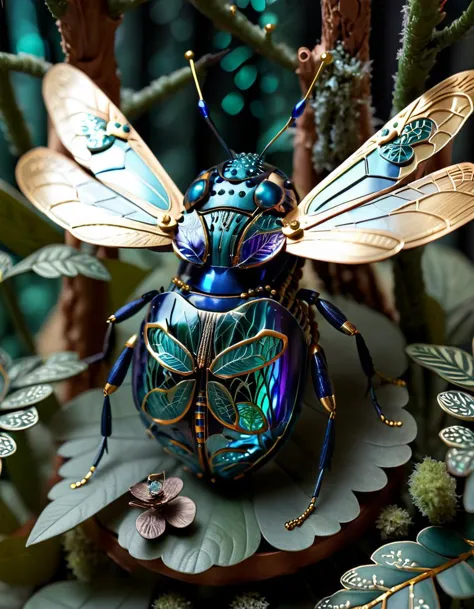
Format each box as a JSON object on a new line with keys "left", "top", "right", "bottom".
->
{"left": 0, "top": 407, "right": 39, "bottom": 431}
{"left": 12, "top": 353, "right": 87, "bottom": 388}
{"left": 146, "top": 326, "right": 194, "bottom": 374}
{"left": 236, "top": 402, "right": 267, "bottom": 432}
{"left": 1, "top": 385, "right": 53, "bottom": 411}
{"left": 0, "top": 179, "right": 62, "bottom": 258}
{"left": 23, "top": 578, "right": 154, "bottom": 609}
{"left": 210, "top": 331, "right": 285, "bottom": 377}
{"left": 0, "top": 536, "right": 60, "bottom": 586}
{"left": 438, "top": 391, "right": 474, "bottom": 420}
{"left": 406, "top": 344, "right": 474, "bottom": 389}
{"left": 3, "top": 245, "right": 110, "bottom": 282}
{"left": 142, "top": 379, "right": 196, "bottom": 422}
{"left": 0, "top": 433, "right": 16, "bottom": 457}
{"left": 207, "top": 381, "right": 237, "bottom": 426}
{"left": 317, "top": 525, "right": 474, "bottom": 609}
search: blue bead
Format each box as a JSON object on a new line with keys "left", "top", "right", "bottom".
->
{"left": 148, "top": 480, "right": 163, "bottom": 497}
{"left": 291, "top": 99, "right": 306, "bottom": 119}
{"left": 254, "top": 180, "right": 283, "bottom": 209}
{"left": 198, "top": 99, "right": 210, "bottom": 119}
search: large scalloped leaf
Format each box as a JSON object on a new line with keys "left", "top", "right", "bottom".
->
{"left": 29, "top": 296, "right": 415, "bottom": 570}
{"left": 316, "top": 523, "right": 474, "bottom": 609}
{"left": 406, "top": 344, "right": 474, "bottom": 389}
{"left": 23, "top": 578, "right": 154, "bottom": 609}
{"left": 3, "top": 245, "right": 110, "bottom": 282}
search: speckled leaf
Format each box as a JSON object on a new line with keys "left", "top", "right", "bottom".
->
{"left": 0, "top": 407, "right": 39, "bottom": 431}
{"left": 446, "top": 448, "right": 474, "bottom": 477}
{"left": 0, "top": 433, "right": 16, "bottom": 457}
{"left": 0, "top": 364, "right": 9, "bottom": 401}
{"left": 7, "top": 356, "right": 42, "bottom": 383}
{"left": 371, "top": 541, "right": 445, "bottom": 569}
{"left": 440, "top": 426, "right": 474, "bottom": 448}
{"left": 406, "top": 344, "right": 474, "bottom": 388}
{"left": 3, "top": 245, "right": 110, "bottom": 282}
{"left": 1, "top": 385, "right": 53, "bottom": 410}
{"left": 438, "top": 391, "right": 474, "bottom": 420}
{"left": 0, "top": 347, "right": 12, "bottom": 370}
{"left": 13, "top": 353, "right": 87, "bottom": 388}
{"left": 23, "top": 578, "right": 154, "bottom": 609}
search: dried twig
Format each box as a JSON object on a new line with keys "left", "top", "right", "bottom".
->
{"left": 0, "top": 52, "right": 51, "bottom": 78}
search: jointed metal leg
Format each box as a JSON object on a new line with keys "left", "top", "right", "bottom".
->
{"left": 286, "top": 343, "right": 336, "bottom": 530}
{"left": 84, "top": 290, "right": 158, "bottom": 364}
{"left": 70, "top": 334, "right": 137, "bottom": 489}
{"left": 297, "top": 289, "right": 403, "bottom": 428}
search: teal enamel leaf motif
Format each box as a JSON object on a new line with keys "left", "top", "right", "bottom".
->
{"left": 236, "top": 403, "right": 267, "bottom": 433}
{"left": 316, "top": 525, "right": 474, "bottom": 609}
{"left": 207, "top": 381, "right": 237, "bottom": 427}
{"left": 79, "top": 113, "right": 115, "bottom": 153}
{"left": 380, "top": 119, "right": 435, "bottom": 166}
{"left": 146, "top": 325, "right": 194, "bottom": 375}
{"left": 210, "top": 331, "right": 286, "bottom": 378}
{"left": 142, "top": 380, "right": 196, "bottom": 423}
{"left": 406, "top": 344, "right": 474, "bottom": 389}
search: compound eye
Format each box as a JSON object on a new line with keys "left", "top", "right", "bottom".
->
{"left": 184, "top": 178, "right": 208, "bottom": 210}
{"left": 254, "top": 180, "right": 284, "bottom": 210}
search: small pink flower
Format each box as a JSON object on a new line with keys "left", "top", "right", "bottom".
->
{"left": 129, "top": 476, "right": 196, "bottom": 540}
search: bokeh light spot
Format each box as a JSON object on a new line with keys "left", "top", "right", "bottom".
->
{"left": 235, "top": 65, "right": 257, "bottom": 90}
{"left": 222, "top": 92, "right": 245, "bottom": 115}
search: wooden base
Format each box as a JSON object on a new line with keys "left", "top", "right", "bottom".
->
{"left": 82, "top": 468, "right": 402, "bottom": 586}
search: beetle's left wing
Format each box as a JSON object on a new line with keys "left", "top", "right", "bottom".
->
{"left": 284, "top": 70, "right": 474, "bottom": 242}
{"left": 284, "top": 163, "right": 474, "bottom": 264}
{"left": 42, "top": 63, "right": 183, "bottom": 229}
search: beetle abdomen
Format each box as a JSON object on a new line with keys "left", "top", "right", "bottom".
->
{"left": 132, "top": 291, "right": 309, "bottom": 481}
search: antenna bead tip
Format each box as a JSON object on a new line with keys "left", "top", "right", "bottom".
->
{"left": 229, "top": 4, "right": 237, "bottom": 14}
{"left": 321, "top": 52, "right": 333, "bottom": 64}
{"left": 184, "top": 50, "right": 194, "bottom": 60}
{"left": 264, "top": 23, "right": 276, "bottom": 33}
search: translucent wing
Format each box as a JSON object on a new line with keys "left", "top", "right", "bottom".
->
{"left": 42, "top": 63, "right": 183, "bottom": 226}
{"left": 285, "top": 163, "right": 474, "bottom": 264}
{"left": 16, "top": 148, "right": 173, "bottom": 248}
{"left": 284, "top": 70, "right": 474, "bottom": 238}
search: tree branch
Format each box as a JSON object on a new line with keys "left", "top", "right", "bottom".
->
{"left": 187, "top": 0, "right": 297, "bottom": 71}
{"left": 0, "top": 70, "right": 33, "bottom": 156}
{"left": 121, "top": 51, "right": 227, "bottom": 118}
{"left": 0, "top": 52, "right": 51, "bottom": 78}
{"left": 433, "top": 0, "right": 474, "bottom": 51}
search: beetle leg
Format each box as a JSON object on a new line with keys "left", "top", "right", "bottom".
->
{"left": 84, "top": 290, "right": 159, "bottom": 364}
{"left": 70, "top": 334, "right": 137, "bottom": 489}
{"left": 298, "top": 289, "right": 403, "bottom": 428}
{"left": 286, "top": 343, "right": 335, "bottom": 530}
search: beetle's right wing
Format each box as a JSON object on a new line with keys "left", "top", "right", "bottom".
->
{"left": 16, "top": 148, "right": 173, "bottom": 248}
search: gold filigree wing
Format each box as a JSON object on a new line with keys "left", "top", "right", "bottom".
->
{"left": 16, "top": 148, "right": 173, "bottom": 249}
{"left": 285, "top": 163, "right": 474, "bottom": 264}
{"left": 42, "top": 63, "right": 183, "bottom": 226}
{"left": 284, "top": 70, "right": 474, "bottom": 237}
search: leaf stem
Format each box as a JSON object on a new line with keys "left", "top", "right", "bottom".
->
{"left": 1, "top": 281, "right": 36, "bottom": 355}
{"left": 0, "top": 53, "right": 51, "bottom": 78}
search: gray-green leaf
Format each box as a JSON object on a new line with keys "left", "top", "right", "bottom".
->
{"left": 3, "top": 245, "right": 110, "bottom": 282}
{"left": 406, "top": 344, "right": 474, "bottom": 389}
{"left": 0, "top": 407, "right": 39, "bottom": 431}
{"left": 13, "top": 353, "right": 87, "bottom": 388}
{"left": 0, "top": 252, "right": 13, "bottom": 278}
{"left": 0, "top": 433, "right": 16, "bottom": 457}
{"left": 1, "top": 385, "right": 53, "bottom": 410}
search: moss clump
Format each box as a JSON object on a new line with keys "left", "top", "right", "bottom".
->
{"left": 152, "top": 593, "right": 192, "bottom": 609}
{"left": 62, "top": 527, "right": 112, "bottom": 582}
{"left": 376, "top": 505, "right": 413, "bottom": 540}
{"left": 229, "top": 591, "right": 269, "bottom": 609}
{"left": 409, "top": 457, "right": 457, "bottom": 524}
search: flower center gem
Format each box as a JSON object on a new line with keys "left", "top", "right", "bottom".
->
{"left": 148, "top": 480, "right": 163, "bottom": 497}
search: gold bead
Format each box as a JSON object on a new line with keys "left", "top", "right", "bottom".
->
{"left": 257, "top": 286, "right": 264, "bottom": 293}
{"left": 290, "top": 220, "right": 300, "bottom": 230}
{"left": 184, "top": 50, "right": 194, "bottom": 60}
{"left": 265, "top": 285, "right": 271, "bottom": 291}
{"left": 248, "top": 289, "right": 255, "bottom": 297}
{"left": 161, "top": 214, "right": 171, "bottom": 225}
{"left": 270, "top": 289, "right": 277, "bottom": 297}
{"left": 321, "top": 51, "right": 333, "bottom": 64}
{"left": 264, "top": 23, "right": 276, "bottom": 33}
{"left": 229, "top": 4, "right": 237, "bottom": 15}
{"left": 241, "top": 292, "right": 248, "bottom": 299}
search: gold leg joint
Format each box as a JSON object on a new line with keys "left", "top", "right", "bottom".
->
{"left": 376, "top": 370, "right": 407, "bottom": 387}
{"left": 285, "top": 498, "right": 317, "bottom": 531}
{"left": 320, "top": 395, "right": 336, "bottom": 416}
{"left": 70, "top": 466, "right": 96, "bottom": 489}
{"left": 104, "top": 383, "right": 117, "bottom": 396}
{"left": 379, "top": 413, "right": 403, "bottom": 428}
{"left": 341, "top": 321, "right": 358, "bottom": 336}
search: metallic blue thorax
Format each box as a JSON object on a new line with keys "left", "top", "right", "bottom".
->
{"left": 131, "top": 153, "right": 310, "bottom": 481}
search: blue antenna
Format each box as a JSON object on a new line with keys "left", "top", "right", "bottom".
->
{"left": 259, "top": 52, "right": 333, "bottom": 160}
{"left": 185, "top": 50, "right": 234, "bottom": 159}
